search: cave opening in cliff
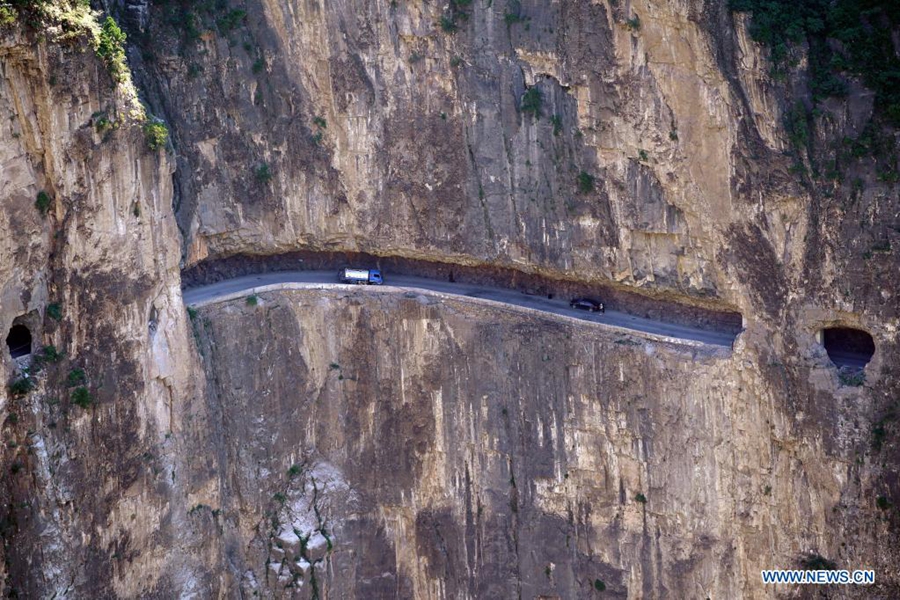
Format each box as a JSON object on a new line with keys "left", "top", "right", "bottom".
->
{"left": 822, "top": 327, "right": 875, "bottom": 369}
{"left": 5, "top": 324, "right": 32, "bottom": 358}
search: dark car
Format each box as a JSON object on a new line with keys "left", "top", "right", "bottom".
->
{"left": 570, "top": 298, "right": 604, "bottom": 313}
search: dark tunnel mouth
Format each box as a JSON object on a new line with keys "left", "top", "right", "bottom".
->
{"left": 822, "top": 327, "right": 875, "bottom": 370}
{"left": 6, "top": 323, "right": 32, "bottom": 359}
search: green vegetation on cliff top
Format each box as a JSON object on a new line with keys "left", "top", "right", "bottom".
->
{"left": 1, "top": 2, "right": 164, "bottom": 139}
{"left": 95, "top": 15, "right": 129, "bottom": 83}
{"left": 1, "top": 3, "right": 132, "bottom": 87}
{"left": 0, "top": 1, "right": 97, "bottom": 40}
{"left": 731, "top": 0, "right": 900, "bottom": 125}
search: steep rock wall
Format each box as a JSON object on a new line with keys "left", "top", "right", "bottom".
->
{"left": 137, "top": 0, "right": 757, "bottom": 304}
{"left": 187, "top": 289, "right": 898, "bottom": 598}
{"left": 0, "top": 1, "right": 897, "bottom": 597}
{"left": 0, "top": 33, "right": 200, "bottom": 597}
{"left": 134, "top": 0, "right": 900, "bottom": 352}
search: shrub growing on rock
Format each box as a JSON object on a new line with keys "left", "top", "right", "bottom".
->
{"left": 71, "top": 386, "right": 93, "bottom": 408}
{"left": 439, "top": 15, "right": 457, "bottom": 33}
{"left": 67, "top": 368, "right": 86, "bottom": 387}
{"left": 143, "top": 121, "right": 169, "bottom": 151}
{"left": 521, "top": 87, "right": 542, "bottom": 119}
{"left": 800, "top": 553, "right": 837, "bottom": 570}
{"left": 838, "top": 368, "right": 865, "bottom": 387}
{"left": 8, "top": 377, "right": 35, "bottom": 398}
{"left": 46, "top": 303, "right": 62, "bottom": 321}
{"left": 255, "top": 162, "right": 273, "bottom": 183}
{"left": 96, "top": 16, "right": 128, "bottom": 83}
{"left": 0, "top": 5, "right": 16, "bottom": 27}
{"left": 577, "top": 171, "right": 595, "bottom": 194}
{"left": 550, "top": 114, "right": 563, "bottom": 135}
{"left": 35, "top": 191, "right": 51, "bottom": 216}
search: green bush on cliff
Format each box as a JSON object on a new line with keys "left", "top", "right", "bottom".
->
{"left": 40, "top": 345, "right": 63, "bottom": 363}
{"left": 35, "top": 190, "right": 51, "bottom": 216}
{"left": 800, "top": 553, "right": 837, "bottom": 570}
{"left": 71, "top": 386, "right": 93, "bottom": 408}
{"left": 838, "top": 370, "right": 865, "bottom": 386}
{"left": 8, "top": 377, "right": 35, "bottom": 398}
{"left": 784, "top": 101, "right": 811, "bottom": 152}
{"left": 731, "top": 0, "right": 900, "bottom": 126}
{"left": 504, "top": 0, "right": 527, "bottom": 26}
{"left": 577, "top": 171, "right": 595, "bottom": 194}
{"left": 92, "top": 110, "right": 115, "bottom": 135}
{"left": 255, "top": 162, "right": 273, "bottom": 183}
{"left": 67, "top": 367, "right": 86, "bottom": 387}
{"left": 46, "top": 302, "right": 62, "bottom": 321}
{"left": 143, "top": 120, "right": 169, "bottom": 151}
{"left": 521, "top": 87, "right": 542, "bottom": 119}
{"left": 439, "top": 0, "right": 472, "bottom": 33}
{"left": 216, "top": 8, "right": 246, "bottom": 34}
{"left": 30, "top": 345, "right": 64, "bottom": 374}
{"left": 439, "top": 15, "right": 457, "bottom": 33}
{"left": 549, "top": 114, "right": 563, "bottom": 136}
{"left": 95, "top": 16, "right": 128, "bottom": 83}
{"left": 0, "top": 4, "right": 16, "bottom": 27}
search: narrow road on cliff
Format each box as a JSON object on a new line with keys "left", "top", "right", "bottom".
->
{"left": 183, "top": 271, "right": 738, "bottom": 348}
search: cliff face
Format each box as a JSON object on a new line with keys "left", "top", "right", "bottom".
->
{"left": 146, "top": 0, "right": 740, "bottom": 304}
{"left": 0, "top": 32, "right": 201, "bottom": 597}
{"left": 186, "top": 289, "right": 892, "bottom": 598}
{"left": 0, "top": 0, "right": 898, "bottom": 598}
{"left": 136, "top": 0, "right": 900, "bottom": 333}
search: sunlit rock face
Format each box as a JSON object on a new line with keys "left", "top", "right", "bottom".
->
{"left": 137, "top": 1, "right": 757, "bottom": 305}
{"left": 0, "top": 0, "right": 898, "bottom": 598}
{"left": 136, "top": 0, "right": 899, "bottom": 362}
{"left": 0, "top": 35, "right": 198, "bottom": 598}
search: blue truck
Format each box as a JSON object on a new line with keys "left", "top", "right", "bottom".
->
{"left": 338, "top": 268, "right": 383, "bottom": 285}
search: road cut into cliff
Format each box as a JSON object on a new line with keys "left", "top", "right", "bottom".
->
{"left": 184, "top": 270, "right": 741, "bottom": 349}
{"left": 182, "top": 252, "right": 744, "bottom": 349}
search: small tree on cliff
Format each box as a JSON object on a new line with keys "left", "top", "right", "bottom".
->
{"left": 521, "top": 87, "right": 542, "bottom": 119}
{"left": 143, "top": 120, "right": 169, "bottom": 151}
{"left": 95, "top": 16, "right": 128, "bottom": 83}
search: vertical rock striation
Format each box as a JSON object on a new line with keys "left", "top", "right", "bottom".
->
{"left": 187, "top": 289, "right": 897, "bottom": 598}
{"left": 0, "top": 32, "right": 200, "bottom": 597}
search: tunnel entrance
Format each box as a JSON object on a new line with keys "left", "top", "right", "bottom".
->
{"left": 822, "top": 327, "right": 875, "bottom": 369}
{"left": 5, "top": 324, "right": 32, "bottom": 358}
